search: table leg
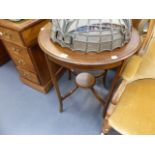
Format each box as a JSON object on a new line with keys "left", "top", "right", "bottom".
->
{"left": 104, "top": 63, "right": 123, "bottom": 116}
{"left": 103, "top": 70, "right": 108, "bottom": 87}
{"left": 68, "top": 70, "right": 72, "bottom": 80}
{"left": 91, "top": 87, "right": 105, "bottom": 106}
{"left": 45, "top": 55, "right": 63, "bottom": 112}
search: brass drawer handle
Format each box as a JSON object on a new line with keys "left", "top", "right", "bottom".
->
{"left": 3, "top": 32, "right": 11, "bottom": 39}
{"left": 22, "top": 72, "right": 31, "bottom": 78}
{"left": 13, "top": 47, "right": 21, "bottom": 53}
{"left": 17, "top": 59, "right": 25, "bottom": 65}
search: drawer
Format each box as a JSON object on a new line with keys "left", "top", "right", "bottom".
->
{"left": 3, "top": 41, "right": 35, "bottom": 73}
{"left": 0, "top": 26, "right": 24, "bottom": 46}
{"left": 17, "top": 67, "right": 40, "bottom": 85}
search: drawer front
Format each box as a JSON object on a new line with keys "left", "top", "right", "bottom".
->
{"left": 3, "top": 41, "right": 35, "bottom": 73}
{"left": 17, "top": 67, "right": 40, "bottom": 85}
{"left": 0, "top": 27, "right": 24, "bottom": 46}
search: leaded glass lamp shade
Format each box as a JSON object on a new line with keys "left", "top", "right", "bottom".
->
{"left": 51, "top": 19, "right": 132, "bottom": 53}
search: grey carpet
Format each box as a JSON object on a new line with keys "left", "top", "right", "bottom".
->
{"left": 0, "top": 61, "right": 119, "bottom": 135}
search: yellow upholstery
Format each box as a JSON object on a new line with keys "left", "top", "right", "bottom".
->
{"left": 109, "top": 79, "right": 155, "bottom": 134}
{"left": 109, "top": 38, "right": 155, "bottom": 134}
{"left": 133, "top": 39, "right": 155, "bottom": 80}
{"left": 122, "top": 55, "right": 142, "bottom": 81}
{"left": 122, "top": 38, "right": 155, "bottom": 82}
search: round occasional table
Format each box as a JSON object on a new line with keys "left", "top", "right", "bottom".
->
{"left": 38, "top": 22, "right": 141, "bottom": 112}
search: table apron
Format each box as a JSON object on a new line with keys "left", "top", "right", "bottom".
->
{"left": 47, "top": 55, "right": 123, "bottom": 70}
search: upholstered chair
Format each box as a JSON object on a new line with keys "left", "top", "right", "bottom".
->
{"left": 102, "top": 19, "right": 155, "bottom": 134}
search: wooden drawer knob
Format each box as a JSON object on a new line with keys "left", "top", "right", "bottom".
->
{"left": 0, "top": 32, "right": 3, "bottom": 36}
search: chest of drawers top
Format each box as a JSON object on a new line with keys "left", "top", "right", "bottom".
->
{"left": 0, "top": 20, "right": 43, "bottom": 31}
{"left": 0, "top": 19, "right": 48, "bottom": 47}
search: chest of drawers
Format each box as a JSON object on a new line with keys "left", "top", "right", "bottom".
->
{"left": 0, "top": 19, "right": 63, "bottom": 93}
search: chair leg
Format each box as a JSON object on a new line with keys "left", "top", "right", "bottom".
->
{"left": 102, "top": 117, "right": 111, "bottom": 134}
{"left": 106, "top": 64, "right": 122, "bottom": 104}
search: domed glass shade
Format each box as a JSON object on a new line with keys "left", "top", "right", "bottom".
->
{"left": 51, "top": 19, "right": 132, "bottom": 53}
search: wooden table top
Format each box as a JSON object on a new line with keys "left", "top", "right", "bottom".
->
{"left": 38, "top": 23, "right": 141, "bottom": 70}
{"left": 0, "top": 19, "right": 48, "bottom": 31}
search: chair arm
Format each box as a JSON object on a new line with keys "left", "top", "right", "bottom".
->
{"left": 111, "top": 80, "right": 128, "bottom": 105}
{"left": 105, "top": 80, "right": 128, "bottom": 117}
{"left": 122, "top": 55, "right": 142, "bottom": 81}
{"left": 106, "top": 56, "right": 142, "bottom": 114}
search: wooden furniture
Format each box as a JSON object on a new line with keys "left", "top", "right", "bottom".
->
{"left": 68, "top": 69, "right": 107, "bottom": 84}
{"left": 0, "top": 19, "right": 63, "bottom": 93}
{"left": 38, "top": 22, "right": 140, "bottom": 112}
{"left": 102, "top": 19, "right": 155, "bottom": 135}
{"left": 132, "top": 19, "right": 142, "bottom": 29}
{"left": 0, "top": 40, "right": 9, "bottom": 66}
{"left": 76, "top": 72, "right": 105, "bottom": 104}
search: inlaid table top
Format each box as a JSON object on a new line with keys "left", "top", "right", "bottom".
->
{"left": 38, "top": 22, "right": 141, "bottom": 70}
